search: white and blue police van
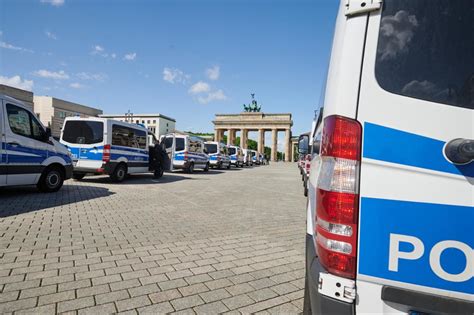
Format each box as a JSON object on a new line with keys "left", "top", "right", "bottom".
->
{"left": 304, "top": 1, "right": 473, "bottom": 314}
{"left": 242, "top": 149, "right": 253, "bottom": 166}
{"left": 0, "top": 94, "right": 72, "bottom": 192}
{"left": 161, "top": 133, "right": 209, "bottom": 173}
{"left": 250, "top": 150, "right": 259, "bottom": 165}
{"left": 228, "top": 145, "right": 244, "bottom": 168}
{"left": 60, "top": 117, "right": 150, "bottom": 182}
{"left": 204, "top": 141, "right": 231, "bottom": 169}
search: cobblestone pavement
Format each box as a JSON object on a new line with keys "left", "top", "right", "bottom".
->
{"left": 0, "top": 163, "right": 307, "bottom": 314}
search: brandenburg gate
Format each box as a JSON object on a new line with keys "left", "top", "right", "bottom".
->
{"left": 212, "top": 112, "right": 293, "bottom": 162}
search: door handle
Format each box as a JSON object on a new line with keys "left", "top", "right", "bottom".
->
{"left": 444, "top": 138, "right": 474, "bottom": 165}
{"left": 7, "top": 142, "right": 20, "bottom": 147}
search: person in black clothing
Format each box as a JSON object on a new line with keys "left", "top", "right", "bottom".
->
{"left": 149, "top": 140, "right": 166, "bottom": 178}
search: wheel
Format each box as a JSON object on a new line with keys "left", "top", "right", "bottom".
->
{"left": 304, "top": 179, "right": 308, "bottom": 197}
{"left": 37, "top": 166, "right": 64, "bottom": 193}
{"left": 72, "top": 173, "right": 86, "bottom": 181}
{"left": 303, "top": 272, "right": 312, "bottom": 315}
{"left": 203, "top": 163, "right": 209, "bottom": 172}
{"left": 153, "top": 165, "right": 164, "bottom": 179}
{"left": 226, "top": 163, "right": 231, "bottom": 169}
{"left": 217, "top": 162, "right": 222, "bottom": 170}
{"left": 186, "top": 162, "right": 195, "bottom": 173}
{"left": 110, "top": 163, "right": 127, "bottom": 182}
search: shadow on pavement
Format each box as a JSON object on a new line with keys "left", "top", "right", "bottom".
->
{"left": 77, "top": 173, "right": 193, "bottom": 185}
{"left": 0, "top": 185, "right": 115, "bottom": 217}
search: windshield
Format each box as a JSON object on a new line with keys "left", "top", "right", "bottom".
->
{"left": 62, "top": 120, "right": 103, "bottom": 144}
{"left": 205, "top": 143, "right": 218, "bottom": 154}
{"left": 228, "top": 147, "right": 236, "bottom": 155}
{"left": 375, "top": 0, "right": 473, "bottom": 109}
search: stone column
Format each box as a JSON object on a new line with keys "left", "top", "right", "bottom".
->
{"left": 228, "top": 129, "right": 236, "bottom": 146}
{"left": 271, "top": 129, "right": 278, "bottom": 162}
{"left": 284, "top": 129, "right": 291, "bottom": 162}
{"left": 214, "top": 129, "right": 221, "bottom": 142}
{"left": 258, "top": 129, "right": 265, "bottom": 154}
{"left": 240, "top": 129, "right": 248, "bottom": 149}
{"left": 291, "top": 141, "right": 296, "bottom": 162}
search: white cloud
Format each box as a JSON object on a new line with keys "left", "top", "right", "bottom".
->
{"left": 0, "top": 75, "right": 34, "bottom": 91}
{"left": 94, "top": 45, "right": 104, "bottom": 52}
{"left": 76, "top": 72, "right": 107, "bottom": 81}
{"left": 378, "top": 10, "right": 418, "bottom": 61}
{"left": 111, "top": 53, "right": 116, "bottom": 59}
{"left": 40, "top": 0, "right": 65, "bottom": 6}
{"left": 163, "top": 67, "right": 190, "bottom": 84}
{"left": 206, "top": 65, "right": 220, "bottom": 80}
{"left": 124, "top": 52, "right": 136, "bottom": 61}
{"left": 91, "top": 45, "right": 109, "bottom": 57}
{"left": 188, "top": 81, "right": 210, "bottom": 94}
{"left": 197, "top": 89, "right": 227, "bottom": 104}
{"left": 69, "top": 82, "right": 84, "bottom": 89}
{"left": 45, "top": 31, "right": 57, "bottom": 40}
{"left": 0, "top": 31, "right": 3, "bottom": 36}
{"left": 33, "top": 69, "right": 69, "bottom": 80}
{"left": 0, "top": 41, "right": 34, "bottom": 53}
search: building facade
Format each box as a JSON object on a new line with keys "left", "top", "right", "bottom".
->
{"left": 99, "top": 113, "right": 176, "bottom": 139}
{"left": 33, "top": 96, "right": 103, "bottom": 138}
{"left": 0, "top": 84, "right": 34, "bottom": 111}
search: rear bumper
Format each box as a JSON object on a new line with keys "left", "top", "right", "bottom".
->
{"left": 306, "top": 234, "right": 355, "bottom": 315}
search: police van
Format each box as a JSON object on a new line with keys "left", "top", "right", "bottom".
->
{"left": 204, "top": 141, "right": 231, "bottom": 169}
{"left": 242, "top": 149, "right": 253, "bottom": 166}
{"left": 0, "top": 94, "right": 72, "bottom": 192}
{"left": 60, "top": 117, "right": 150, "bottom": 182}
{"left": 228, "top": 145, "right": 244, "bottom": 168}
{"left": 161, "top": 133, "right": 209, "bottom": 173}
{"left": 304, "top": 1, "right": 473, "bottom": 314}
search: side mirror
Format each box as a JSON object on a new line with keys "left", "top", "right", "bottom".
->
{"left": 44, "top": 127, "right": 52, "bottom": 141}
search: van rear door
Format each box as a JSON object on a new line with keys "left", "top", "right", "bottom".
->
{"left": 0, "top": 99, "right": 6, "bottom": 186}
{"left": 356, "top": 0, "right": 473, "bottom": 311}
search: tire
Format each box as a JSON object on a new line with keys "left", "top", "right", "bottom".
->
{"left": 187, "top": 162, "right": 195, "bottom": 173}
{"left": 226, "top": 163, "right": 231, "bottom": 169}
{"left": 303, "top": 272, "right": 312, "bottom": 315}
{"left": 37, "top": 166, "right": 64, "bottom": 193}
{"left": 203, "top": 163, "right": 209, "bottom": 172}
{"left": 304, "top": 180, "right": 308, "bottom": 197}
{"left": 72, "top": 173, "right": 86, "bottom": 181}
{"left": 217, "top": 162, "right": 222, "bottom": 170}
{"left": 110, "top": 163, "right": 127, "bottom": 182}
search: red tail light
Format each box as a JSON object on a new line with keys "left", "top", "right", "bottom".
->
{"left": 183, "top": 151, "right": 188, "bottom": 160}
{"left": 315, "top": 115, "right": 362, "bottom": 279}
{"left": 102, "top": 144, "right": 111, "bottom": 163}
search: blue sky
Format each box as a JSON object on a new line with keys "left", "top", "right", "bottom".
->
{"left": 0, "top": 0, "right": 338, "bottom": 145}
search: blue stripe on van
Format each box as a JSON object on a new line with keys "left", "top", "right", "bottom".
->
{"left": 358, "top": 197, "right": 473, "bottom": 295}
{"left": 363, "top": 122, "right": 474, "bottom": 177}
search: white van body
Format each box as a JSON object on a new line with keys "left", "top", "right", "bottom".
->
{"left": 0, "top": 94, "right": 72, "bottom": 192}
{"left": 161, "top": 133, "right": 209, "bottom": 173}
{"left": 304, "top": 1, "right": 473, "bottom": 314}
{"left": 60, "top": 117, "right": 149, "bottom": 182}
{"left": 228, "top": 145, "right": 244, "bottom": 167}
{"left": 242, "top": 149, "right": 253, "bottom": 166}
{"left": 205, "top": 141, "right": 231, "bottom": 169}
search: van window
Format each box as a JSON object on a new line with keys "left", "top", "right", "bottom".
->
{"left": 228, "top": 147, "right": 236, "bottom": 155}
{"left": 112, "top": 125, "right": 134, "bottom": 147}
{"left": 205, "top": 143, "right": 218, "bottom": 154}
{"left": 375, "top": 0, "right": 473, "bottom": 109}
{"left": 175, "top": 138, "right": 185, "bottom": 151}
{"left": 6, "top": 104, "right": 47, "bottom": 141}
{"left": 63, "top": 120, "right": 104, "bottom": 144}
{"left": 189, "top": 138, "right": 202, "bottom": 153}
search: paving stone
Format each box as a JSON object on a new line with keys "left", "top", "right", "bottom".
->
{"left": 38, "top": 290, "right": 75, "bottom": 306}
{"left": 96, "top": 290, "right": 130, "bottom": 305}
{"left": 115, "top": 295, "right": 151, "bottom": 312}
{"left": 158, "top": 278, "right": 188, "bottom": 291}
{"left": 171, "top": 295, "right": 205, "bottom": 311}
{"left": 15, "top": 303, "right": 56, "bottom": 315}
{"left": 128, "top": 283, "right": 160, "bottom": 297}
{"left": 20, "top": 284, "right": 56, "bottom": 299}
{"left": 76, "top": 284, "right": 110, "bottom": 298}
{"left": 271, "top": 282, "right": 300, "bottom": 295}
{"left": 199, "top": 288, "right": 232, "bottom": 303}
{"left": 193, "top": 301, "right": 229, "bottom": 314}
{"left": 149, "top": 288, "right": 182, "bottom": 304}
{"left": 178, "top": 283, "right": 209, "bottom": 297}
{"left": 247, "top": 288, "right": 279, "bottom": 302}
{"left": 57, "top": 296, "right": 95, "bottom": 313}
{"left": 138, "top": 302, "right": 174, "bottom": 314}
{"left": 226, "top": 283, "right": 254, "bottom": 296}
{"left": 222, "top": 294, "right": 255, "bottom": 310}
{"left": 78, "top": 302, "right": 116, "bottom": 315}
